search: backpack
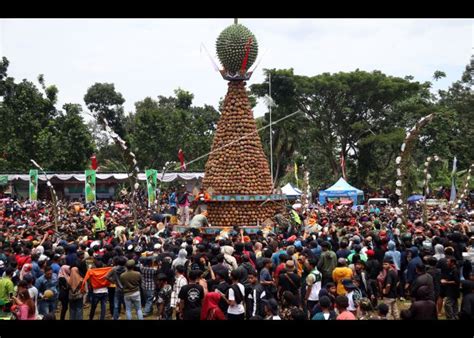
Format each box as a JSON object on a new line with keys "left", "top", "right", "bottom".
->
{"left": 228, "top": 284, "right": 244, "bottom": 304}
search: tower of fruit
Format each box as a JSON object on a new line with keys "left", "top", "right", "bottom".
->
{"left": 203, "top": 21, "right": 284, "bottom": 227}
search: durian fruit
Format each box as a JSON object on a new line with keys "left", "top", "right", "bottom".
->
{"left": 216, "top": 23, "right": 258, "bottom": 75}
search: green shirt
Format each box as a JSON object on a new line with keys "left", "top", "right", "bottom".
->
{"left": 0, "top": 277, "right": 14, "bottom": 305}
{"left": 93, "top": 214, "right": 106, "bottom": 232}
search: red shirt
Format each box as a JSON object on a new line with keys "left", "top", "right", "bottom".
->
{"left": 16, "top": 254, "right": 31, "bottom": 270}
{"left": 274, "top": 263, "right": 286, "bottom": 280}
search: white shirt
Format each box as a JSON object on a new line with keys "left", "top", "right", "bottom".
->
{"left": 227, "top": 283, "right": 245, "bottom": 315}
{"left": 93, "top": 287, "right": 108, "bottom": 294}
{"left": 306, "top": 269, "right": 322, "bottom": 301}
{"left": 347, "top": 291, "right": 356, "bottom": 311}
{"left": 28, "top": 286, "right": 39, "bottom": 317}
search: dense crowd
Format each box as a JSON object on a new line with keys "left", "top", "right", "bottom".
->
{"left": 0, "top": 188, "right": 473, "bottom": 321}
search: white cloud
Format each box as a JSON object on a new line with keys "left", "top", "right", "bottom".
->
{"left": 0, "top": 18, "right": 472, "bottom": 119}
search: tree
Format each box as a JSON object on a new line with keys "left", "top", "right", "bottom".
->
{"left": 251, "top": 68, "right": 433, "bottom": 188}
{"left": 128, "top": 90, "right": 220, "bottom": 171}
{"left": 84, "top": 83, "right": 126, "bottom": 138}
{"left": 0, "top": 57, "right": 95, "bottom": 171}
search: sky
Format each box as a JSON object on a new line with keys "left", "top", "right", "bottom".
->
{"left": 0, "top": 18, "right": 472, "bottom": 118}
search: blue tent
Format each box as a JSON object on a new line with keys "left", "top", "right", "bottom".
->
{"left": 319, "top": 177, "right": 364, "bottom": 206}
{"left": 407, "top": 194, "right": 424, "bottom": 203}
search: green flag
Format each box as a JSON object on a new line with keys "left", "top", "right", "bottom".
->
{"left": 85, "top": 169, "right": 96, "bottom": 203}
{"left": 0, "top": 175, "right": 8, "bottom": 186}
{"left": 146, "top": 169, "right": 157, "bottom": 207}
{"left": 29, "top": 170, "right": 38, "bottom": 201}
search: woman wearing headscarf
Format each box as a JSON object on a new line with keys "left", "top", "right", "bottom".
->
{"left": 67, "top": 267, "right": 84, "bottom": 320}
{"left": 172, "top": 249, "right": 188, "bottom": 271}
{"left": 58, "top": 265, "right": 71, "bottom": 320}
{"left": 201, "top": 292, "right": 226, "bottom": 320}
{"left": 433, "top": 244, "right": 445, "bottom": 261}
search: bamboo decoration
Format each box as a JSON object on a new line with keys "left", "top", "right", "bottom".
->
{"left": 30, "top": 159, "right": 59, "bottom": 233}
{"left": 100, "top": 118, "right": 140, "bottom": 226}
{"left": 395, "top": 113, "right": 435, "bottom": 222}
{"left": 456, "top": 163, "right": 474, "bottom": 209}
{"left": 422, "top": 155, "right": 441, "bottom": 222}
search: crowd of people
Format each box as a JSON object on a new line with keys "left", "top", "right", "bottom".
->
{"left": 0, "top": 187, "right": 473, "bottom": 321}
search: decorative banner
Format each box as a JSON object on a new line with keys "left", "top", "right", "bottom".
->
{"left": 178, "top": 149, "right": 186, "bottom": 171}
{"left": 422, "top": 155, "right": 441, "bottom": 223}
{"left": 29, "top": 169, "right": 38, "bottom": 201}
{"left": 449, "top": 156, "right": 457, "bottom": 203}
{"left": 294, "top": 162, "right": 299, "bottom": 188}
{"left": 0, "top": 175, "right": 8, "bottom": 186}
{"left": 146, "top": 169, "right": 157, "bottom": 208}
{"left": 395, "top": 113, "right": 434, "bottom": 212}
{"left": 85, "top": 169, "right": 96, "bottom": 203}
{"left": 340, "top": 151, "right": 347, "bottom": 180}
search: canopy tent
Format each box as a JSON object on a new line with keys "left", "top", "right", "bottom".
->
{"left": 407, "top": 194, "right": 424, "bottom": 203}
{"left": 318, "top": 177, "right": 364, "bottom": 206}
{"left": 281, "top": 183, "right": 302, "bottom": 200}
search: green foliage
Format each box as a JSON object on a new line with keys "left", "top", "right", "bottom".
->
{"left": 0, "top": 57, "right": 95, "bottom": 171}
{"left": 84, "top": 83, "right": 126, "bottom": 138}
{"left": 251, "top": 68, "right": 435, "bottom": 189}
{"left": 127, "top": 92, "right": 220, "bottom": 171}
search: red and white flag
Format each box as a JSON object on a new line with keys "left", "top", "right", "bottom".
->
{"left": 340, "top": 151, "right": 346, "bottom": 180}
{"left": 178, "top": 149, "right": 186, "bottom": 171}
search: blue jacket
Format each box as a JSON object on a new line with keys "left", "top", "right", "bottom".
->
{"left": 384, "top": 241, "right": 401, "bottom": 270}
{"left": 31, "top": 261, "right": 43, "bottom": 279}
{"left": 271, "top": 250, "right": 287, "bottom": 267}
{"left": 35, "top": 273, "right": 59, "bottom": 299}
{"left": 406, "top": 247, "right": 422, "bottom": 284}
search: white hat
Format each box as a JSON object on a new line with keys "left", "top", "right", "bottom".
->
{"left": 293, "top": 203, "right": 302, "bottom": 210}
{"left": 154, "top": 243, "right": 162, "bottom": 250}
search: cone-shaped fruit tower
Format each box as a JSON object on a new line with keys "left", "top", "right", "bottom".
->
{"left": 203, "top": 22, "right": 284, "bottom": 227}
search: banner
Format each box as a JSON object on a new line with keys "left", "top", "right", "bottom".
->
{"left": 146, "top": 169, "right": 157, "bottom": 207}
{"left": 178, "top": 149, "right": 186, "bottom": 171}
{"left": 85, "top": 169, "right": 96, "bottom": 203}
{"left": 450, "top": 156, "right": 457, "bottom": 203}
{"left": 29, "top": 170, "right": 38, "bottom": 201}
{"left": 340, "top": 151, "right": 347, "bottom": 180}
{"left": 294, "top": 162, "right": 299, "bottom": 188}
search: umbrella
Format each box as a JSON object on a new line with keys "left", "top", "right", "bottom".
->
{"left": 407, "top": 195, "right": 424, "bottom": 203}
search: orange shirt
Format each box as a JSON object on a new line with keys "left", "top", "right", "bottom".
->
{"left": 81, "top": 267, "right": 112, "bottom": 291}
{"left": 332, "top": 267, "right": 353, "bottom": 296}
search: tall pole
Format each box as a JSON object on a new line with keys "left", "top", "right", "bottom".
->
{"left": 234, "top": 18, "right": 238, "bottom": 25}
{"left": 269, "top": 72, "right": 274, "bottom": 189}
